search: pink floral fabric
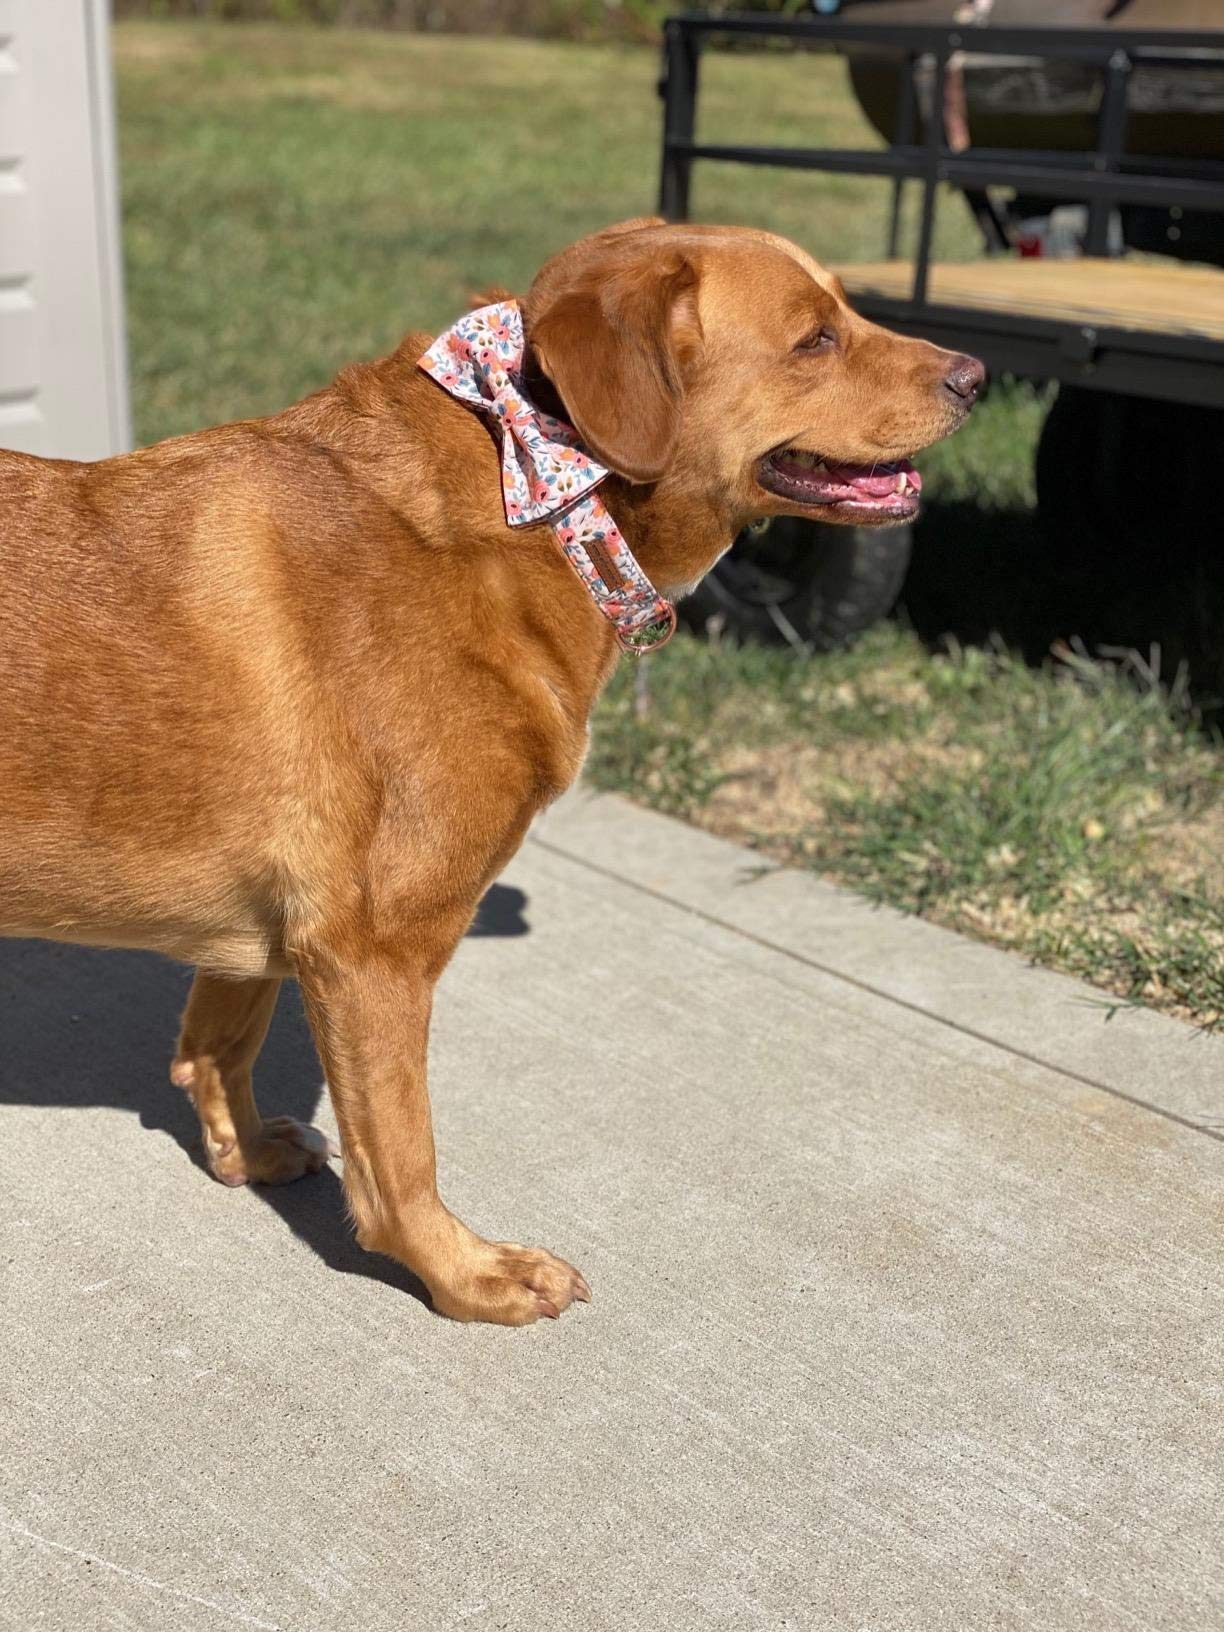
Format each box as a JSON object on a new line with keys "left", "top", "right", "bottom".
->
{"left": 418, "top": 301, "right": 675, "bottom": 654}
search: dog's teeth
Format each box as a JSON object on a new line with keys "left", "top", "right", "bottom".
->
{"left": 897, "top": 472, "right": 909, "bottom": 493}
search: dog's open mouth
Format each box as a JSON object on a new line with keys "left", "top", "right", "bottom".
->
{"left": 758, "top": 447, "right": 922, "bottom": 519}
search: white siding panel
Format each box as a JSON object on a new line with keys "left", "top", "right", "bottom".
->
{"left": 0, "top": 0, "right": 130, "bottom": 460}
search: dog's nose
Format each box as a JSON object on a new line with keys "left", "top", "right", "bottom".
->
{"left": 942, "top": 353, "right": 986, "bottom": 404}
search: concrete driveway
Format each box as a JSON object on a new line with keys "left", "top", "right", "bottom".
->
{"left": 2, "top": 791, "right": 1221, "bottom": 1631}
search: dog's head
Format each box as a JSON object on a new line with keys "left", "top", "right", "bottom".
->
{"left": 523, "top": 217, "right": 983, "bottom": 532}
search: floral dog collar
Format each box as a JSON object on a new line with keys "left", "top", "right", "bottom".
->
{"left": 418, "top": 300, "right": 676, "bottom": 654}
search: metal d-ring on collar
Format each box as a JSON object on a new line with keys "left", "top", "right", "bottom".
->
{"left": 419, "top": 300, "right": 676, "bottom": 655}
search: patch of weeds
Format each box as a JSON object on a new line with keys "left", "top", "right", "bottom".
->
{"left": 587, "top": 682, "right": 725, "bottom": 819}
{"left": 593, "top": 629, "right": 1224, "bottom": 1030}
{"left": 802, "top": 648, "right": 1217, "bottom": 913}
{"left": 1024, "top": 885, "right": 1224, "bottom": 1030}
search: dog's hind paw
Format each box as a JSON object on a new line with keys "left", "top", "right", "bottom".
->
{"left": 205, "top": 1117, "right": 337, "bottom": 1188}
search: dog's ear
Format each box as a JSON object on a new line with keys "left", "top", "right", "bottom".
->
{"left": 527, "top": 249, "right": 700, "bottom": 485}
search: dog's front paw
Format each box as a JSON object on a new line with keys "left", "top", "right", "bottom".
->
{"left": 428, "top": 1239, "right": 592, "bottom": 1326}
{"left": 204, "top": 1116, "right": 336, "bottom": 1188}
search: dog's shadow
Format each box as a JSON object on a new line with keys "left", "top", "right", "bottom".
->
{"left": 0, "top": 883, "right": 530, "bottom": 1306}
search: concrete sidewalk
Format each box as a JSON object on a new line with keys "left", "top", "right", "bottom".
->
{"left": 1, "top": 791, "right": 1221, "bottom": 1632}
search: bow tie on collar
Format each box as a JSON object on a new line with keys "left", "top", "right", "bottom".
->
{"left": 418, "top": 300, "right": 675, "bottom": 654}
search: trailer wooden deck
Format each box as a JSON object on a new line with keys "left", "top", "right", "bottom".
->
{"left": 831, "top": 256, "right": 1224, "bottom": 407}
{"left": 836, "top": 257, "right": 1224, "bottom": 344}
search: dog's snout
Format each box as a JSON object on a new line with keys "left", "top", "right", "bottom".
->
{"left": 942, "top": 353, "right": 986, "bottom": 405}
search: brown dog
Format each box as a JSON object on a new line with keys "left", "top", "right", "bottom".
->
{"left": 0, "top": 219, "right": 981, "bottom": 1325}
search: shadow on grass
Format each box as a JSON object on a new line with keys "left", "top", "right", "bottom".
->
{"left": 904, "top": 499, "right": 1224, "bottom": 705}
{"left": 903, "top": 500, "right": 1054, "bottom": 662}
{"left": 0, "top": 881, "right": 529, "bottom": 1311}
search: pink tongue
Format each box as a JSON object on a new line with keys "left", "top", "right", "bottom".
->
{"left": 824, "top": 459, "right": 921, "bottom": 496}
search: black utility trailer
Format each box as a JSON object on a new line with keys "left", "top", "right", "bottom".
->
{"left": 658, "top": 5, "right": 1224, "bottom": 664}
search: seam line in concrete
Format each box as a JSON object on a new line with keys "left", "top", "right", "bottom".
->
{"left": 531, "top": 832, "right": 1224, "bottom": 1148}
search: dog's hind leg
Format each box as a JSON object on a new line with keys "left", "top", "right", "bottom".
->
{"left": 171, "top": 972, "right": 335, "bottom": 1187}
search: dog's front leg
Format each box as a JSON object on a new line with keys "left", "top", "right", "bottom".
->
{"left": 297, "top": 943, "right": 591, "bottom": 1326}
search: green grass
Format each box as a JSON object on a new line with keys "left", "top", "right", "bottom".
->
{"left": 117, "top": 18, "right": 1029, "bottom": 522}
{"left": 116, "top": 21, "right": 1224, "bottom": 1028}
{"left": 117, "top": 21, "right": 980, "bottom": 442}
{"left": 117, "top": 22, "right": 1024, "bottom": 498}
{"left": 590, "top": 629, "right": 1224, "bottom": 1028}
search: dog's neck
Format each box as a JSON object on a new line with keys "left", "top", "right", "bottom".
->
{"left": 595, "top": 477, "right": 738, "bottom": 605}
{"left": 519, "top": 346, "right": 739, "bottom": 605}
{"left": 313, "top": 343, "right": 739, "bottom": 652}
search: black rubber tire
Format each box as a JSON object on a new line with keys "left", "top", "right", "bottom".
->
{"left": 682, "top": 516, "right": 913, "bottom": 650}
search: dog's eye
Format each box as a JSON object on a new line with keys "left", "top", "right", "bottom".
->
{"left": 795, "top": 327, "right": 836, "bottom": 354}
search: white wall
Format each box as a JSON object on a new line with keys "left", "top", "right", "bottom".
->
{"left": 0, "top": 0, "right": 131, "bottom": 461}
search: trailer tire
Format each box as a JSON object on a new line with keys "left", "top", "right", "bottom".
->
{"left": 682, "top": 516, "right": 912, "bottom": 650}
